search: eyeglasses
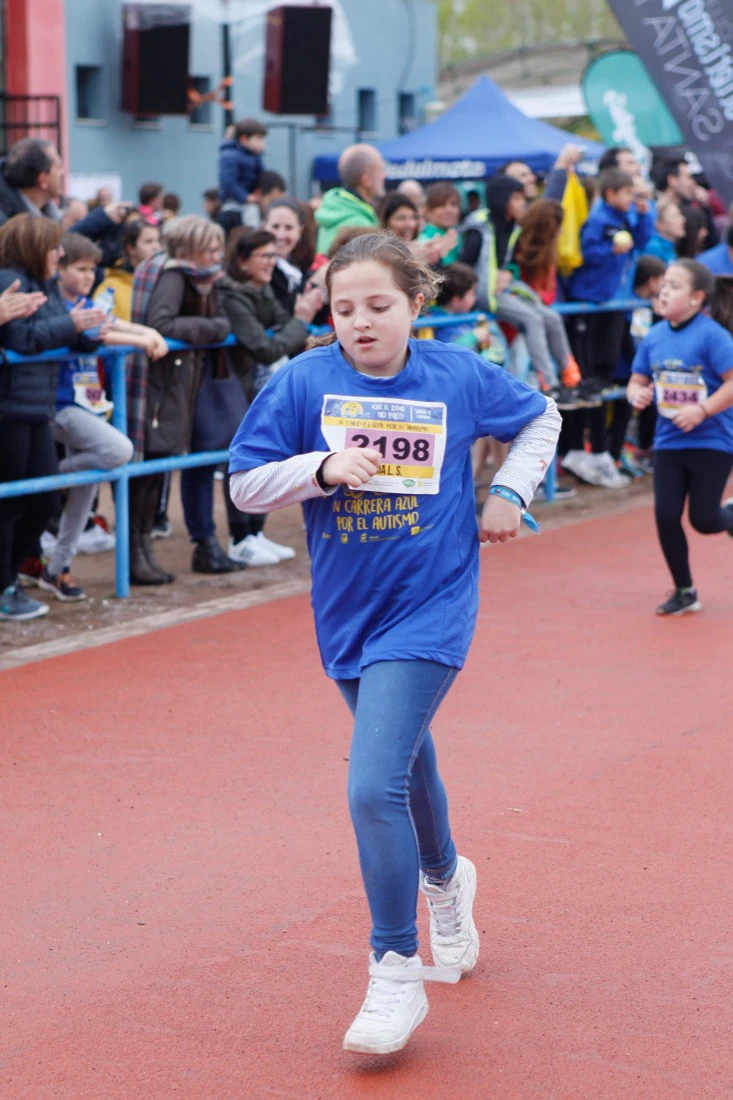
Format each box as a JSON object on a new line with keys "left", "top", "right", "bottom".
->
{"left": 253, "top": 251, "right": 278, "bottom": 261}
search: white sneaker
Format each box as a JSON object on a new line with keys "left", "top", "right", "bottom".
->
{"left": 77, "top": 525, "right": 116, "bottom": 554}
{"left": 420, "top": 855, "right": 480, "bottom": 973}
{"left": 40, "top": 530, "right": 57, "bottom": 556}
{"left": 343, "top": 951, "right": 460, "bottom": 1055}
{"left": 227, "top": 534, "right": 279, "bottom": 567}
{"left": 561, "top": 449, "right": 594, "bottom": 483}
{"left": 587, "top": 452, "right": 628, "bottom": 489}
{"left": 255, "top": 530, "right": 296, "bottom": 561}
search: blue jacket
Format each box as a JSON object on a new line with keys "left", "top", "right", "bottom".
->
{"left": 218, "top": 140, "right": 263, "bottom": 204}
{"left": 569, "top": 200, "right": 652, "bottom": 303}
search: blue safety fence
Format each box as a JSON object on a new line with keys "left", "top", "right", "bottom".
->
{"left": 0, "top": 297, "right": 646, "bottom": 599}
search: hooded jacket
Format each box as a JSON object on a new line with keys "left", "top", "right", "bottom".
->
{"left": 485, "top": 176, "right": 525, "bottom": 268}
{"left": 217, "top": 140, "right": 263, "bottom": 204}
{"left": 314, "top": 188, "right": 379, "bottom": 254}
{"left": 568, "top": 199, "right": 651, "bottom": 303}
{"left": 461, "top": 176, "right": 524, "bottom": 312}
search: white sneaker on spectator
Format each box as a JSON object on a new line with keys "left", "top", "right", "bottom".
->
{"left": 420, "top": 855, "right": 479, "bottom": 972}
{"left": 40, "top": 530, "right": 57, "bottom": 556}
{"left": 228, "top": 534, "right": 279, "bottom": 567}
{"left": 561, "top": 449, "right": 594, "bottom": 483}
{"left": 255, "top": 530, "right": 296, "bottom": 561}
{"left": 77, "top": 525, "right": 116, "bottom": 554}
{"left": 587, "top": 452, "right": 628, "bottom": 489}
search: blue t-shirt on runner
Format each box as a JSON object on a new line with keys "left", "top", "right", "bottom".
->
{"left": 55, "top": 295, "right": 112, "bottom": 417}
{"left": 229, "top": 338, "right": 547, "bottom": 680}
{"left": 631, "top": 312, "right": 733, "bottom": 452}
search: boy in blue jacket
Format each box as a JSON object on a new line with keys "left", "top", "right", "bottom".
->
{"left": 217, "top": 118, "right": 267, "bottom": 228}
{"left": 562, "top": 169, "right": 653, "bottom": 487}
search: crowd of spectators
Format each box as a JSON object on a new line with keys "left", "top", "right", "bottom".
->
{"left": 1, "top": 121, "right": 732, "bottom": 622}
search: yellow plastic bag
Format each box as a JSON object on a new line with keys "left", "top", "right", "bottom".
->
{"left": 557, "top": 171, "right": 588, "bottom": 277}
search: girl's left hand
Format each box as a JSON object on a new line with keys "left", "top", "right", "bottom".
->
{"left": 671, "top": 404, "right": 707, "bottom": 432}
{"left": 479, "top": 495, "right": 522, "bottom": 543}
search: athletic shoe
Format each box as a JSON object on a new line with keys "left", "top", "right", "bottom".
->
{"left": 534, "top": 483, "right": 577, "bottom": 502}
{"left": 656, "top": 588, "right": 701, "bottom": 616}
{"left": 40, "top": 530, "right": 58, "bottom": 556}
{"left": 255, "top": 530, "right": 296, "bottom": 561}
{"left": 343, "top": 951, "right": 460, "bottom": 1055}
{"left": 0, "top": 583, "right": 49, "bottom": 621}
{"left": 561, "top": 449, "right": 595, "bottom": 483}
{"left": 151, "top": 518, "right": 173, "bottom": 540}
{"left": 420, "top": 855, "right": 480, "bottom": 973}
{"left": 585, "top": 452, "right": 628, "bottom": 489}
{"left": 17, "top": 555, "right": 44, "bottom": 587}
{"left": 77, "top": 525, "right": 116, "bottom": 554}
{"left": 38, "top": 568, "right": 86, "bottom": 602}
{"left": 228, "top": 534, "right": 279, "bottom": 567}
{"left": 547, "top": 385, "right": 579, "bottom": 411}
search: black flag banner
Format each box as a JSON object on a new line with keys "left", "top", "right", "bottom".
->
{"left": 606, "top": 0, "right": 733, "bottom": 203}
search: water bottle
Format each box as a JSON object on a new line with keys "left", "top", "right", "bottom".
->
{"left": 88, "top": 286, "right": 115, "bottom": 339}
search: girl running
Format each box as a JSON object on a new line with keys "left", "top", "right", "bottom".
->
{"left": 229, "top": 234, "right": 561, "bottom": 1054}
{"left": 627, "top": 260, "right": 733, "bottom": 616}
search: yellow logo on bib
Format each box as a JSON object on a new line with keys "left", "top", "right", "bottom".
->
{"left": 340, "top": 401, "right": 364, "bottom": 417}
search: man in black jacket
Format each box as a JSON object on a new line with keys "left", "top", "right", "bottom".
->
{"left": 0, "top": 138, "right": 127, "bottom": 264}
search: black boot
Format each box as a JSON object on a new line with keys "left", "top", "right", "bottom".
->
{"left": 192, "top": 535, "right": 244, "bottom": 574}
{"left": 129, "top": 478, "right": 167, "bottom": 586}
{"left": 141, "top": 476, "right": 175, "bottom": 583}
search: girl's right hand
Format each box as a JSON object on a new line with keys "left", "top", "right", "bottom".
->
{"left": 70, "top": 304, "right": 109, "bottom": 333}
{"left": 321, "top": 447, "right": 382, "bottom": 489}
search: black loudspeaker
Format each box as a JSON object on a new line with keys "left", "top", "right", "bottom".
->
{"left": 263, "top": 5, "right": 332, "bottom": 116}
{"left": 122, "top": 3, "right": 191, "bottom": 115}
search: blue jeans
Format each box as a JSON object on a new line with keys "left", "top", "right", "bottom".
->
{"left": 337, "top": 660, "right": 458, "bottom": 959}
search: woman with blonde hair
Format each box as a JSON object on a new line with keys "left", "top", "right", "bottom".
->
{"left": 130, "top": 214, "right": 240, "bottom": 581}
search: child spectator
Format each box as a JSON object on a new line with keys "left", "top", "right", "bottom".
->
{"left": 562, "top": 169, "right": 653, "bottom": 489}
{"left": 218, "top": 118, "right": 267, "bottom": 206}
{"left": 431, "top": 262, "right": 507, "bottom": 366}
{"left": 37, "top": 233, "right": 164, "bottom": 601}
{"left": 645, "top": 199, "right": 685, "bottom": 265}
{"left": 417, "top": 183, "right": 462, "bottom": 265}
{"left": 138, "top": 183, "right": 164, "bottom": 225}
{"left": 94, "top": 219, "right": 161, "bottom": 321}
{"left": 161, "top": 192, "right": 181, "bottom": 221}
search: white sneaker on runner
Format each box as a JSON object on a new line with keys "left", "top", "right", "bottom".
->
{"left": 343, "top": 951, "right": 459, "bottom": 1055}
{"left": 420, "top": 855, "right": 480, "bottom": 973}
{"left": 255, "top": 530, "right": 296, "bottom": 561}
{"left": 227, "top": 534, "right": 279, "bottom": 567}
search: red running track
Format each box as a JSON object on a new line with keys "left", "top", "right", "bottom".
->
{"left": 3, "top": 504, "right": 733, "bottom": 1100}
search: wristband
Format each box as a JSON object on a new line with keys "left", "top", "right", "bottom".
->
{"left": 488, "top": 485, "right": 540, "bottom": 534}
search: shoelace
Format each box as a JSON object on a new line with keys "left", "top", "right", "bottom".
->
{"left": 426, "top": 888, "right": 464, "bottom": 939}
{"left": 360, "top": 962, "right": 461, "bottom": 1020}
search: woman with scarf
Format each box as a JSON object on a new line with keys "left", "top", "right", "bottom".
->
{"left": 129, "top": 214, "right": 240, "bottom": 582}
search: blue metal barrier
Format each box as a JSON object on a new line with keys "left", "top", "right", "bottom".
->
{"left": 0, "top": 299, "right": 645, "bottom": 598}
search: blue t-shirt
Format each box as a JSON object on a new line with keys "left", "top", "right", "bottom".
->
{"left": 697, "top": 241, "right": 733, "bottom": 275}
{"left": 229, "top": 338, "right": 547, "bottom": 680}
{"left": 631, "top": 313, "right": 733, "bottom": 452}
{"left": 56, "top": 295, "right": 111, "bottom": 416}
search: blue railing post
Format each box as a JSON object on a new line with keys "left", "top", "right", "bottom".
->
{"left": 109, "top": 350, "right": 130, "bottom": 598}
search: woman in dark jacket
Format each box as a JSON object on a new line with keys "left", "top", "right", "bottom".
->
{"left": 0, "top": 214, "right": 107, "bottom": 621}
{"left": 218, "top": 228, "right": 321, "bottom": 566}
{"left": 135, "top": 215, "right": 236, "bottom": 580}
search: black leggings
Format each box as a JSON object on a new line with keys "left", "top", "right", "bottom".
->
{"left": 0, "top": 418, "right": 60, "bottom": 590}
{"left": 654, "top": 449, "right": 733, "bottom": 589}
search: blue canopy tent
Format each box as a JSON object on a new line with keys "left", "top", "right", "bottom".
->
{"left": 312, "top": 75, "right": 604, "bottom": 184}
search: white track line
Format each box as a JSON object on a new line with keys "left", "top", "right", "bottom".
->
{"left": 0, "top": 578, "right": 311, "bottom": 672}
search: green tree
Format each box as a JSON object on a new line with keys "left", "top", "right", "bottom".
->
{"left": 435, "top": 0, "right": 621, "bottom": 65}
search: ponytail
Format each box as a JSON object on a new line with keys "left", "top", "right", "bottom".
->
{"left": 710, "top": 275, "right": 733, "bottom": 334}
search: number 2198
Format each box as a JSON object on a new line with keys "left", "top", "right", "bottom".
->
{"left": 349, "top": 430, "right": 432, "bottom": 465}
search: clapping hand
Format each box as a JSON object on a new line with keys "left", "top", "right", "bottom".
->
{"left": 0, "top": 279, "right": 46, "bottom": 325}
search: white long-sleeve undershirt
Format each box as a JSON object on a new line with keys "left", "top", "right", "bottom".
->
{"left": 229, "top": 397, "right": 561, "bottom": 514}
